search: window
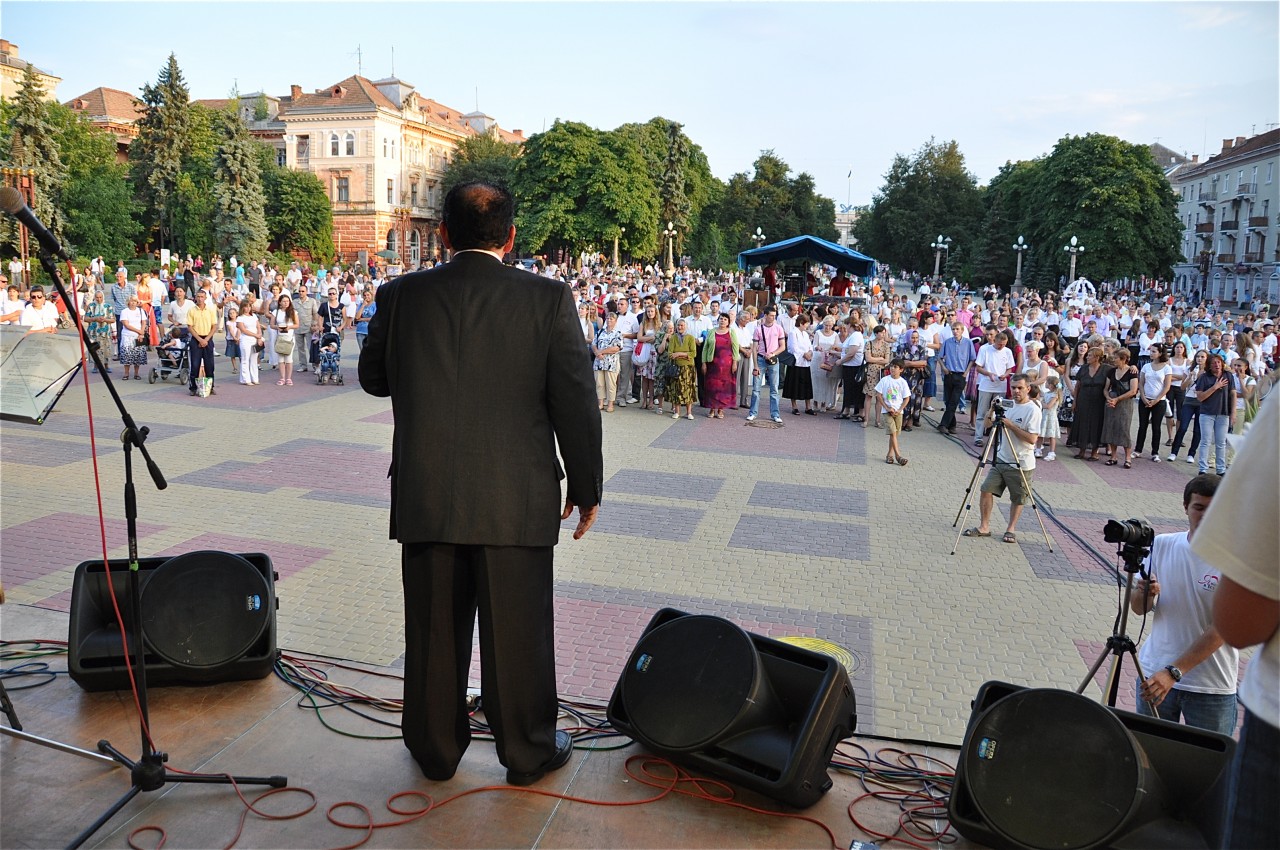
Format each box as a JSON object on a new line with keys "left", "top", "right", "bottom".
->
{"left": 383, "top": 138, "right": 388, "bottom": 157}
{"left": 336, "top": 177, "right": 349, "bottom": 203}
{"left": 345, "top": 132, "right": 355, "bottom": 156}
{"left": 330, "top": 133, "right": 339, "bottom": 156}
{"left": 387, "top": 229, "right": 397, "bottom": 255}
{"left": 410, "top": 182, "right": 418, "bottom": 206}
{"left": 1268, "top": 163, "right": 1274, "bottom": 185}
{"left": 409, "top": 230, "right": 420, "bottom": 265}
{"left": 387, "top": 179, "right": 394, "bottom": 204}
{"left": 296, "top": 136, "right": 310, "bottom": 159}
{"left": 390, "top": 139, "right": 396, "bottom": 160}
{"left": 276, "top": 148, "right": 286, "bottom": 167}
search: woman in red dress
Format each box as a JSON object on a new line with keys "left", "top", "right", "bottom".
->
{"left": 699, "top": 313, "right": 739, "bottom": 419}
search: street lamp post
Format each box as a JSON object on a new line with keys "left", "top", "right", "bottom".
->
{"left": 663, "top": 221, "right": 677, "bottom": 275}
{"left": 1063, "top": 235, "right": 1085, "bottom": 285}
{"left": 613, "top": 226, "right": 625, "bottom": 267}
{"left": 752, "top": 226, "right": 766, "bottom": 249}
{"left": 930, "top": 234, "right": 952, "bottom": 282}
{"left": 1012, "top": 235, "right": 1029, "bottom": 288}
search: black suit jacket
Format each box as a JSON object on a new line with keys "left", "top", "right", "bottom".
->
{"left": 359, "top": 252, "right": 603, "bottom": 547}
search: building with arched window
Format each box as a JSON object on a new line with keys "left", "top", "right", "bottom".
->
{"left": 276, "top": 75, "right": 523, "bottom": 270}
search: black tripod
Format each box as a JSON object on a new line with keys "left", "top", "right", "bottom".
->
{"left": 1076, "top": 541, "right": 1158, "bottom": 712}
{"left": 27, "top": 251, "right": 286, "bottom": 849}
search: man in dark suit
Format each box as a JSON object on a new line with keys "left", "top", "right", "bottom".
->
{"left": 359, "top": 182, "right": 602, "bottom": 786}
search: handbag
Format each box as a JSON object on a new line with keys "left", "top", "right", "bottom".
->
{"left": 662, "top": 361, "right": 678, "bottom": 379}
{"left": 633, "top": 341, "right": 652, "bottom": 367}
{"left": 275, "top": 334, "right": 295, "bottom": 357}
{"left": 820, "top": 351, "right": 838, "bottom": 372}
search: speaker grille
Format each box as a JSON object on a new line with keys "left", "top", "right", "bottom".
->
{"left": 140, "top": 551, "right": 271, "bottom": 670}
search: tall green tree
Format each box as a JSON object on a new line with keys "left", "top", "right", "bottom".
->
{"left": 1017, "top": 134, "right": 1182, "bottom": 283}
{"left": 852, "top": 138, "right": 984, "bottom": 277}
{"left": 613, "top": 118, "right": 716, "bottom": 260}
{"left": 1, "top": 63, "right": 66, "bottom": 260}
{"left": 129, "top": 53, "right": 192, "bottom": 252}
{"left": 46, "top": 102, "right": 140, "bottom": 261}
{"left": 706, "top": 150, "right": 837, "bottom": 266}
{"left": 211, "top": 111, "right": 269, "bottom": 259}
{"left": 512, "top": 120, "right": 659, "bottom": 262}
{"left": 169, "top": 102, "right": 221, "bottom": 256}
{"left": 262, "top": 155, "right": 335, "bottom": 261}
{"left": 441, "top": 131, "right": 521, "bottom": 194}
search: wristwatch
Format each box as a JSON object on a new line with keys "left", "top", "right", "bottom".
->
{"left": 1165, "top": 665, "right": 1183, "bottom": 682}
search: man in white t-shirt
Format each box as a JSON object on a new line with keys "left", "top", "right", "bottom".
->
{"left": 615, "top": 298, "right": 640, "bottom": 405}
{"left": 972, "top": 330, "right": 1015, "bottom": 444}
{"left": 165, "top": 286, "right": 194, "bottom": 337}
{"left": 1198, "top": 393, "right": 1278, "bottom": 847}
{"left": 1130, "top": 473, "right": 1237, "bottom": 735}
{"left": 19, "top": 287, "right": 59, "bottom": 332}
{"left": 964, "top": 375, "right": 1041, "bottom": 543}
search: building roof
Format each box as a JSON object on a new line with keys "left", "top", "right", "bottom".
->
{"left": 285, "top": 76, "right": 399, "bottom": 113}
{"left": 0, "top": 40, "right": 61, "bottom": 83}
{"left": 1175, "top": 129, "right": 1280, "bottom": 182}
{"left": 64, "top": 86, "right": 144, "bottom": 124}
{"left": 194, "top": 98, "right": 233, "bottom": 111}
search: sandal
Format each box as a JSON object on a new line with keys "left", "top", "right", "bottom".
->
{"left": 852, "top": 415, "right": 865, "bottom": 422}
{"left": 654, "top": 407, "right": 664, "bottom": 414}
{"left": 1123, "top": 461, "right": 1132, "bottom": 469}
{"left": 896, "top": 456, "right": 908, "bottom": 466}
{"left": 1105, "top": 459, "right": 1118, "bottom": 466}
{"left": 792, "top": 409, "right": 801, "bottom": 415}
{"left": 804, "top": 409, "right": 816, "bottom": 415}
{"left": 963, "top": 527, "right": 992, "bottom": 538}
{"left": 886, "top": 455, "right": 896, "bottom": 465}
{"left": 1002, "top": 532, "right": 1018, "bottom": 544}
{"left": 686, "top": 413, "right": 694, "bottom": 421}
{"left": 285, "top": 379, "right": 293, "bottom": 386}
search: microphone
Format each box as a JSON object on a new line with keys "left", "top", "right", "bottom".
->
{"left": 0, "top": 186, "right": 70, "bottom": 261}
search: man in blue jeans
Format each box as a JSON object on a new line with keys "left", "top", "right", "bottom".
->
{"left": 747, "top": 306, "right": 786, "bottom": 423}
{"left": 1130, "top": 473, "right": 1238, "bottom": 735}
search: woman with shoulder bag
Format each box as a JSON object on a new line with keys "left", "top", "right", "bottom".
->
{"left": 272, "top": 292, "right": 298, "bottom": 386}
{"left": 634, "top": 303, "right": 659, "bottom": 409}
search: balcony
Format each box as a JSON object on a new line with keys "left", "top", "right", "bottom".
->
{"left": 1195, "top": 222, "right": 1215, "bottom": 234}
{"left": 1197, "top": 191, "right": 1217, "bottom": 207}
{"left": 1248, "top": 216, "right": 1270, "bottom": 229}
{"left": 1243, "top": 252, "right": 1264, "bottom": 264}
{"left": 1216, "top": 253, "right": 1236, "bottom": 264}
{"left": 1220, "top": 219, "right": 1239, "bottom": 231}
{"left": 1236, "top": 182, "right": 1256, "bottom": 196}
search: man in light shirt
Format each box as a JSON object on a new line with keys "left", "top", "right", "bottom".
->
{"left": 973, "top": 328, "right": 1015, "bottom": 445}
{"left": 19, "top": 287, "right": 59, "bottom": 333}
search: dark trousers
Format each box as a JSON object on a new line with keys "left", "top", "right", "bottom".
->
{"left": 940, "top": 372, "right": 966, "bottom": 431}
{"left": 189, "top": 339, "right": 216, "bottom": 390}
{"left": 1171, "top": 401, "right": 1201, "bottom": 456}
{"left": 839, "top": 365, "right": 865, "bottom": 415}
{"left": 400, "top": 542, "right": 558, "bottom": 778}
{"left": 694, "top": 341, "right": 707, "bottom": 407}
{"left": 1225, "top": 708, "right": 1279, "bottom": 849}
{"left": 1135, "top": 399, "right": 1166, "bottom": 455}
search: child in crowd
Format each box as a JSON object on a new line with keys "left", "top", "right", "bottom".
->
{"left": 875, "top": 358, "right": 911, "bottom": 467}
{"left": 1036, "top": 373, "right": 1061, "bottom": 461}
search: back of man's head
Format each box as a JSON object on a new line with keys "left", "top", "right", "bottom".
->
{"left": 442, "top": 182, "right": 514, "bottom": 251}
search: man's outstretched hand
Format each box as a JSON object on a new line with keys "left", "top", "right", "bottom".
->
{"left": 562, "top": 499, "right": 599, "bottom": 540}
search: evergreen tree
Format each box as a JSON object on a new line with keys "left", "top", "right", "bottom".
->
{"left": 130, "top": 54, "right": 192, "bottom": 252}
{"left": 211, "top": 112, "right": 268, "bottom": 259}
{"left": 2, "top": 63, "right": 66, "bottom": 258}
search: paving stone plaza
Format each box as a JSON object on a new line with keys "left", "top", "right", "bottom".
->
{"left": 1, "top": 337, "right": 1203, "bottom": 746}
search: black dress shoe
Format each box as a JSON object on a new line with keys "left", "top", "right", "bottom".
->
{"left": 506, "top": 730, "right": 572, "bottom": 786}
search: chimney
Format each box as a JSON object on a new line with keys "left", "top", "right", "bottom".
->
{"left": 290, "top": 84, "right": 302, "bottom": 100}
{"left": 1222, "top": 139, "right": 1234, "bottom": 153}
{"left": 1235, "top": 136, "right": 1247, "bottom": 147}
{"left": 512, "top": 129, "right": 523, "bottom": 138}
{"left": 1191, "top": 154, "right": 1199, "bottom": 163}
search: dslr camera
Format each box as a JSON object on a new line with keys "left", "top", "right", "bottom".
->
{"left": 1103, "top": 517, "right": 1155, "bottom": 549}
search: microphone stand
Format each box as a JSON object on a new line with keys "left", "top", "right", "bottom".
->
{"left": 30, "top": 251, "right": 286, "bottom": 848}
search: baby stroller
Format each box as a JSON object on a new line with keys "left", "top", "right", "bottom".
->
{"left": 149, "top": 335, "right": 189, "bottom": 384}
{"left": 317, "top": 332, "right": 344, "bottom": 385}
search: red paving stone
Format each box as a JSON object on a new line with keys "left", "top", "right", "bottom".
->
{"left": 155, "top": 533, "right": 331, "bottom": 581}
{"left": 1, "top": 512, "right": 168, "bottom": 589}
{"left": 678, "top": 415, "right": 842, "bottom": 460}
{"left": 360, "top": 408, "right": 395, "bottom": 425}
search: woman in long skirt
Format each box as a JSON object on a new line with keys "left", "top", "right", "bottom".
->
{"left": 665, "top": 319, "right": 698, "bottom": 420}
{"left": 783, "top": 313, "right": 815, "bottom": 415}
{"left": 700, "top": 314, "right": 738, "bottom": 419}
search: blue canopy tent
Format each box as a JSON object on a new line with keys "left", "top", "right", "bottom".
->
{"left": 737, "top": 235, "right": 878, "bottom": 278}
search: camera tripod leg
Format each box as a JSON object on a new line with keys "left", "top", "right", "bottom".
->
{"left": 1012, "top": 457, "right": 1055, "bottom": 552}
{"left": 950, "top": 431, "right": 997, "bottom": 555}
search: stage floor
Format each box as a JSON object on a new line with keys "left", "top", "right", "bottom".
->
{"left": 1, "top": 603, "right": 978, "bottom": 850}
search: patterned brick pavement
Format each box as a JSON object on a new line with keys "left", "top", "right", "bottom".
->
{"left": 1, "top": 340, "right": 1211, "bottom": 744}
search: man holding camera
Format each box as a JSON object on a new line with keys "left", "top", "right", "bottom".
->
{"left": 1130, "top": 474, "right": 1238, "bottom": 735}
{"left": 963, "top": 375, "right": 1040, "bottom": 544}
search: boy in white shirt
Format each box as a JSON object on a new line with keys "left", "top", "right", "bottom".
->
{"left": 875, "top": 358, "right": 911, "bottom": 466}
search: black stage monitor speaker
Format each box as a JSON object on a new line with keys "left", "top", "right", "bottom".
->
{"left": 68, "top": 551, "right": 280, "bottom": 692}
{"left": 949, "top": 681, "right": 1235, "bottom": 850}
{"left": 607, "top": 608, "right": 856, "bottom": 809}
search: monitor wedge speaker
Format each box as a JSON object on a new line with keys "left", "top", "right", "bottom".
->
{"left": 68, "top": 551, "right": 279, "bottom": 692}
{"left": 608, "top": 608, "right": 856, "bottom": 809}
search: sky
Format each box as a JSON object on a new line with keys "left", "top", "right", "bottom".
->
{"left": 3, "top": 1, "right": 1278, "bottom": 212}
